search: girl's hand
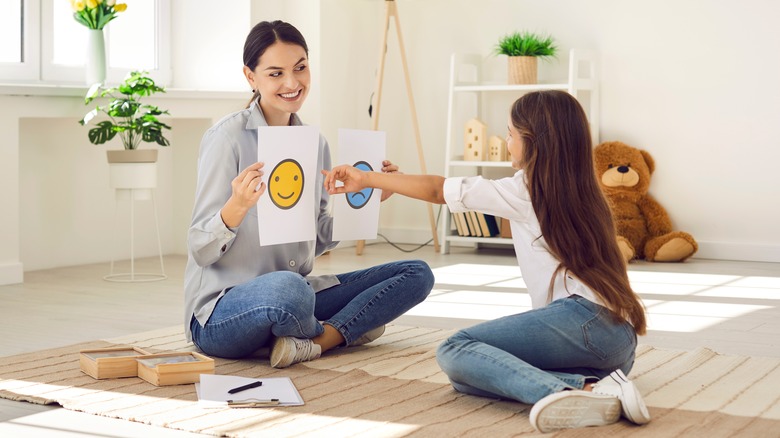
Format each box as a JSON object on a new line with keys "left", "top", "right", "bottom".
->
{"left": 322, "top": 165, "right": 368, "bottom": 195}
{"left": 380, "top": 159, "right": 400, "bottom": 201}
{"left": 381, "top": 160, "right": 400, "bottom": 174}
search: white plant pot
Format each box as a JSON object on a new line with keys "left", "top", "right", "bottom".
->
{"left": 107, "top": 150, "right": 158, "bottom": 200}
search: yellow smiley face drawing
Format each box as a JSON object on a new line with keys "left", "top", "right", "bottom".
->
{"left": 268, "top": 159, "right": 305, "bottom": 210}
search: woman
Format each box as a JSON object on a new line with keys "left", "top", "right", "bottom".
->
{"left": 324, "top": 90, "right": 651, "bottom": 432}
{"left": 185, "top": 20, "right": 434, "bottom": 368}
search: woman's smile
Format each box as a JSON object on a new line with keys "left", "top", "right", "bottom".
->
{"left": 279, "top": 89, "right": 302, "bottom": 101}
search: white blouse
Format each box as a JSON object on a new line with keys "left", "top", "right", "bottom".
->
{"left": 443, "top": 171, "right": 603, "bottom": 309}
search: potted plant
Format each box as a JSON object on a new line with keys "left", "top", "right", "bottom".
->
{"left": 79, "top": 70, "right": 172, "bottom": 191}
{"left": 495, "top": 31, "right": 557, "bottom": 85}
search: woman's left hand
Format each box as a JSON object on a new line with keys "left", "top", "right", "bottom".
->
{"left": 380, "top": 160, "right": 400, "bottom": 201}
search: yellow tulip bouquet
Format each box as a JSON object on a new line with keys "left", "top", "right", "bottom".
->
{"left": 71, "top": 0, "right": 127, "bottom": 30}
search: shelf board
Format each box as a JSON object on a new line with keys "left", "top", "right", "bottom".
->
{"left": 445, "top": 235, "right": 514, "bottom": 245}
{"left": 448, "top": 160, "right": 513, "bottom": 168}
{"left": 453, "top": 83, "right": 569, "bottom": 92}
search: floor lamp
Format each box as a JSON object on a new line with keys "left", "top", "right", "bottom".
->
{"left": 357, "top": 0, "right": 441, "bottom": 255}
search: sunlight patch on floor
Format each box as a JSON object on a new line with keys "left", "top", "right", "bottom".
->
{"left": 405, "top": 300, "right": 531, "bottom": 321}
{"left": 410, "top": 288, "right": 530, "bottom": 320}
{"left": 430, "top": 264, "right": 522, "bottom": 286}
{"left": 418, "top": 263, "right": 779, "bottom": 333}
{"left": 630, "top": 271, "right": 780, "bottom": 300}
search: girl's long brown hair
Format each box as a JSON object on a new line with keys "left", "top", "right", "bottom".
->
{"left": 512, "top": 90, "right": 647, "bottom": 335}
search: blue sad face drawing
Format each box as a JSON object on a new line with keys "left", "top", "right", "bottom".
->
{"left": 345, "top": 161, "right": 374, "bottom": 209}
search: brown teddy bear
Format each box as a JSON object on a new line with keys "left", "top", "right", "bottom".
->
{"left": 594, "top": 141, "right": 698, "bottom": 263}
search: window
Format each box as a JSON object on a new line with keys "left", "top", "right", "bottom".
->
{"left": 0, "top": 0, "right": 39, "bottom": 81}
{"left": 0, "top": 0, "right": 170, "bottom": 85}
{"left": 0, "top": 0, "right": 23, "bottom": 63}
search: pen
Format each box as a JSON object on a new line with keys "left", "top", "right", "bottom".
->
{"left": 227, "top": 399, "right": 280, "bottom": 408}
{"left": 227, "top": 380, "right": 263, "bottom": 394}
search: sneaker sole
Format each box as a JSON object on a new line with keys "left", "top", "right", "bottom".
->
{"left": 530, "top": 391, "right": 621, "bottom": 433}
{"left": 270, "top": 337, "right": 293, "bottom": 368}
{"left": 611, "top": 370, "right": 651, "bottom": 424}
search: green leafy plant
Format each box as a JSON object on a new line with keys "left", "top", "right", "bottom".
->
{"left": 495, "top": 31, "right": 557, "bottom": 59}
{"left": 79, "top": 71, "right": 172, "bottom": 150}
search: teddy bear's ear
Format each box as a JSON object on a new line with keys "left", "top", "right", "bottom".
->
{"left": 640, "top": 150, "right": 655, "bottom": 174}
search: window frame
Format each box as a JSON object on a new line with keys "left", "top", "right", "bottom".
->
{"left": 0, "top": 0, "right": 171, "bottom": 86}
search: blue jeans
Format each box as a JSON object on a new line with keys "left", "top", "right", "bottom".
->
{"left": 436, "top": 295, "right": 637, "bottom": 404}
{"left": 191, "top": 259, "right": 433, "bottom": 358}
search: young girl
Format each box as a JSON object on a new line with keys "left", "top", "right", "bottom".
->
{"left": 184, "top": 20, "right": 434, "bottom": 369}
{"left": 323, "top": 90, "right": 651, "bottom": 432}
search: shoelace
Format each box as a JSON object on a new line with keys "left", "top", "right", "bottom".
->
{"left": 290, "top": 338, "right": 316, "bottom": 362}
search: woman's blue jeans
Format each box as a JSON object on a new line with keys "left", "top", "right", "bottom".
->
{"left": 191, "top": 259, "right": 434, "bottom": 358}
{"left": 436, "top": 295, "right": 637, "bottom": 405}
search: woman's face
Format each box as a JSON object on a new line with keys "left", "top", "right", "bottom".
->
{"left": 244, "top": 41, "right": 310, "bottom": 125}
{"left": 506, "top": 115, "right": 524, "bottom": 170}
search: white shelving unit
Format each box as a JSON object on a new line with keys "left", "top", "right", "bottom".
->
{"left": 441, "top": 49, "right": 599, "bottom": 254}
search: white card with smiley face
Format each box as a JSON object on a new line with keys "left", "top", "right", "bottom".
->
{"left": 332, "top": 129, "right": 385, "bottom": 242}
{"left": 257, "top": 125, "right": 319, "bottom": 246}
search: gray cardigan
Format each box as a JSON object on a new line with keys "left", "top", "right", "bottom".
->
{"left": 184, "top": 100, "right": 339, "bottom": 341}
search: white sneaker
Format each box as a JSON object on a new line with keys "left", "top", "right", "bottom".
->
{"left": 592, "top": 369, "right": 651, "bottom": 425}
{"left": 530, "top": 390, "right": 621, "bottom": 433}
{"left": 351, "top": 325, "right": 386, "bottom": 346}
{"left": 270, "top": 337, "right": 321, "bottom": 368}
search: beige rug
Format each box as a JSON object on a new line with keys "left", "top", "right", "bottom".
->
{"left": 1, "top": 325, "right": 779, "bottom": 437}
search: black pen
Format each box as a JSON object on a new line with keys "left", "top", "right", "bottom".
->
{"left": 227, "top": 380, "right": 263, "bottom": 394}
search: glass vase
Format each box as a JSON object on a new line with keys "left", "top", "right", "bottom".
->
{"left": 86, "top": 29, "right": 107, "bottom": 86}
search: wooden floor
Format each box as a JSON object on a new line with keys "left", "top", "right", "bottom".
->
{"left": 2, "top": 243, "right": 779, "bottom": 437}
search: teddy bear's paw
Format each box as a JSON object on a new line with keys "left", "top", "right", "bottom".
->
{"left": 616, "top": 236, "right": 635, "bottom": 263}
{"left": 652, "top": 237, "right": 696, "bottom": 262}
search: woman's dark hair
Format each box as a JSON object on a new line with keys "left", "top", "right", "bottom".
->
{"left": 243, "top": 20, "right": 309, "bottom": 107}
{"left": 511, "top": 90, "right": 647, "bottom": 334}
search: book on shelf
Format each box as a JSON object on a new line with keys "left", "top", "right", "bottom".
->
{"left": 452, "top": 213, "right": 465, "bottom": 236}
{"left": 476, "top": 213, "right": 500, "bottom": 237}
{"left": 451, "top": 212, "right": 504, "bottom": 238}
{"left": 499, "top": 217, "right": 512, "bottom": 238}
{"left": 467, "top": 211, "right": 482, "bottom": 237}
{"left": 463, "top": 211, "right": 475, "bottom": 236}
{"left": 459, "top": 213, "right": 472, "bottom": 236}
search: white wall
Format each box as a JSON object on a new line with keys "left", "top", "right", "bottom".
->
{"left": 8, "top": 0, "right": 780, "bottom": 277}
{"left": 316, "top": 0, "right": 780, "bottom": 262}
{"left": 170, "top": 0, "right": 250, "bottom": 91}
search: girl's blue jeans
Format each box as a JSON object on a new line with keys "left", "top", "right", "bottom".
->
{"left": 191, "top": 259, "right": 434, "bottom": 358}
{"left": 436, "top": 294, "right": 637, "bottom": 404}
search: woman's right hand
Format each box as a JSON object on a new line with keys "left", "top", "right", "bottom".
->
{"left": 232, "top": 162, "right": 265, "bottom": 205}
{"left": 221, "top": 162, "right": 264, "bottom": 228}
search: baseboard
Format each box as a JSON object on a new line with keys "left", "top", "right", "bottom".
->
{"left": 695, "top": 241, "right": 780, "bottom": 263}
{"left": 0, "top": 262, "right": 24, "bottom": 286}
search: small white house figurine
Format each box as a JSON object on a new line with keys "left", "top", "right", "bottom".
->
{"left": 464, "top": 118, "right": 487, "bottom": 161}
{"left": 488, "top": 135, "right": 508, "bottom": 161}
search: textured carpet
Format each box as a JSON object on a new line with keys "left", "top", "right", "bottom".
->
{"left": 1, "top": 325, "right": 779, "bottom": 437}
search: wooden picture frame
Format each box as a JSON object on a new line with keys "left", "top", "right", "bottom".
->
{"left": 136, "top": 351, "right": 214, "bottom": 386}
{"left": 79, "top": 346, "right": 151, "bottom": 379}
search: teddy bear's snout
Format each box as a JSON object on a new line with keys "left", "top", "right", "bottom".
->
{"left": 601, "top": 164, "right": 640, "bottom": 188}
